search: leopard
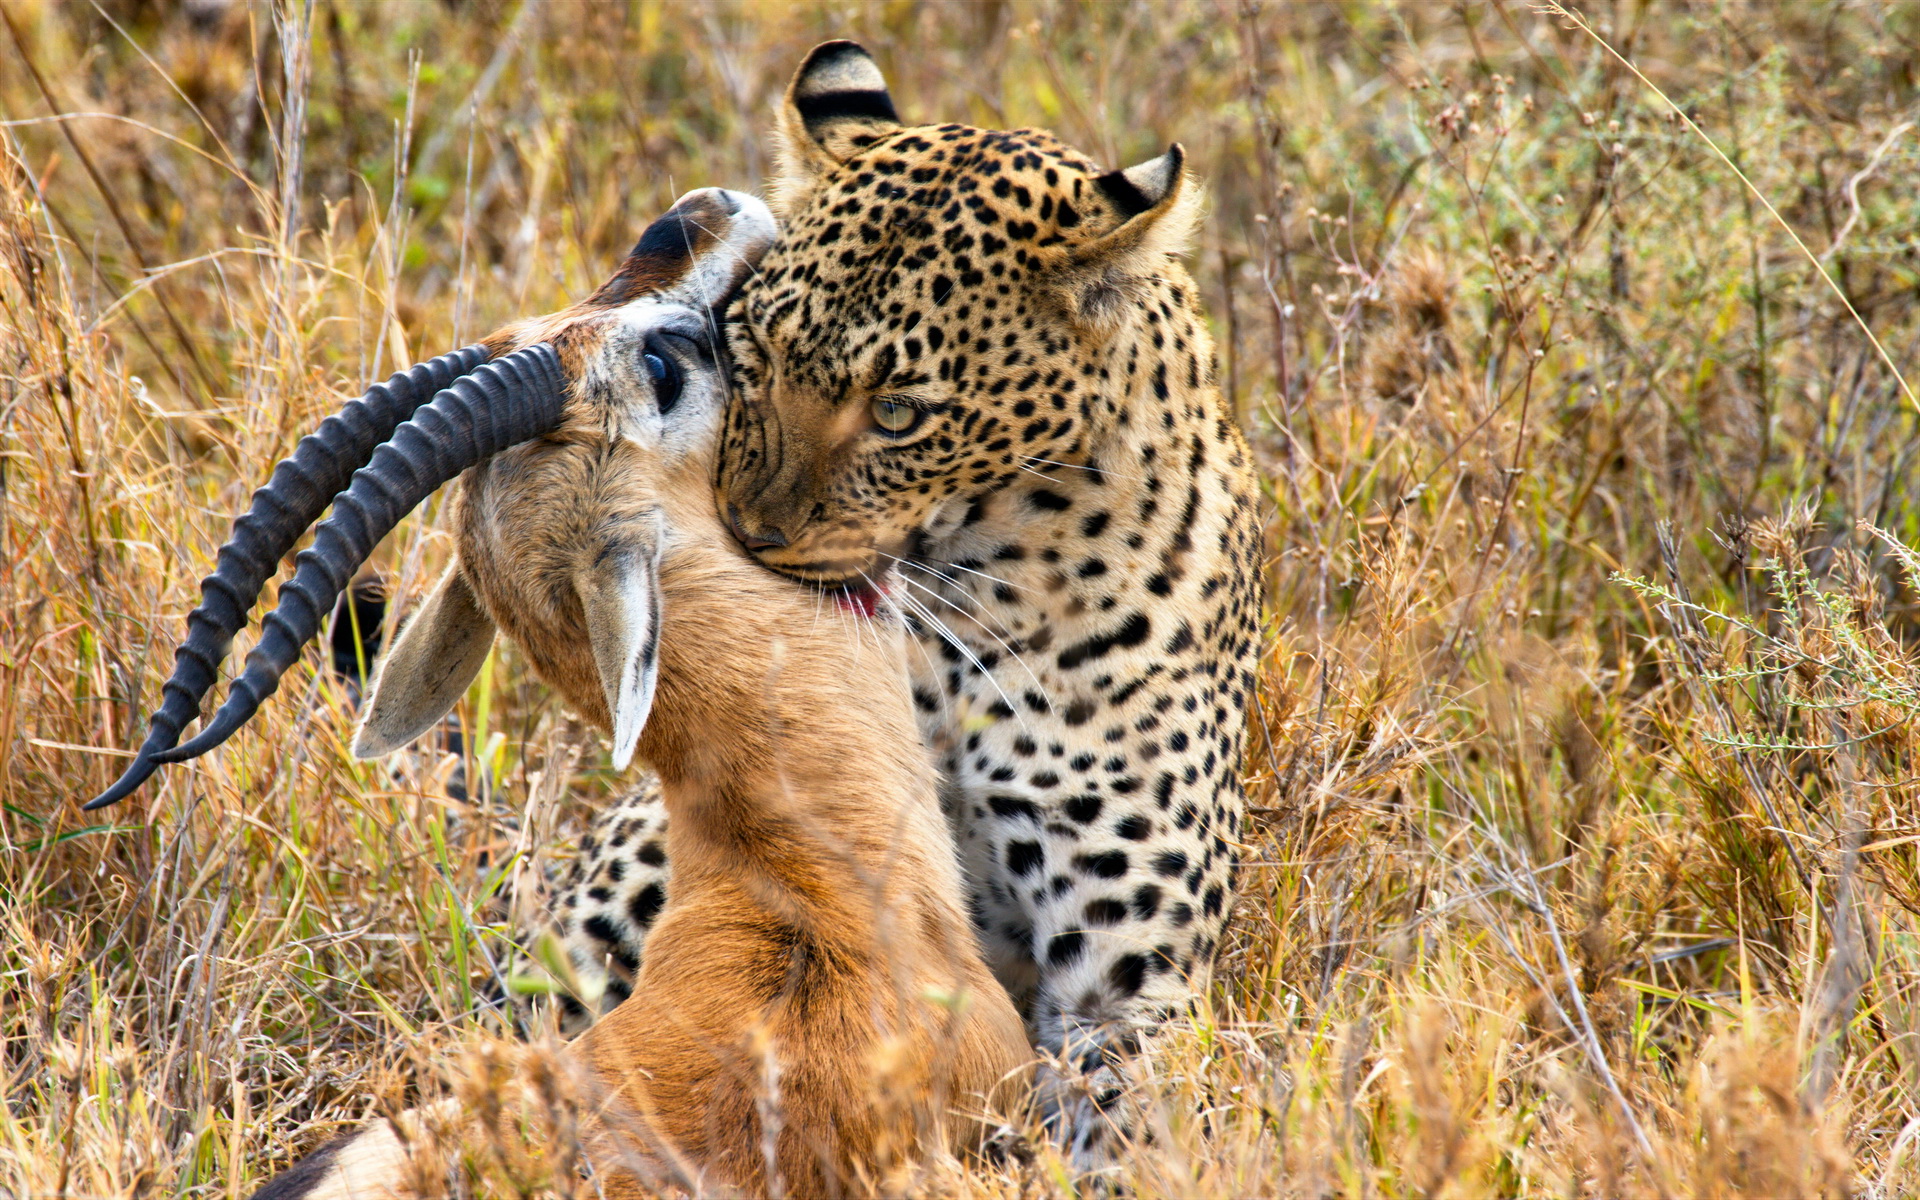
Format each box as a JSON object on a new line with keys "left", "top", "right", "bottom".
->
{"left": 544, "top": 41, "right": 1265, "bottom": 1169}
{"left": 540, "top": 776, "right": 667, "bottom": 1030}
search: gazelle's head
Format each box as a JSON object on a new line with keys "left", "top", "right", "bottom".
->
{"left": 364, "top": 190, "right": 780, "bottom": 767}
{"left": 89, "top": 188, "right": 774, "bottom": 808}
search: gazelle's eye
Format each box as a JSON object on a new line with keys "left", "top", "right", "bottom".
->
{"left": 872, "top": 398, "right": 921, "bottom": 435}
{"left": 642, "top": 339, "right": 683, "bottom": 413}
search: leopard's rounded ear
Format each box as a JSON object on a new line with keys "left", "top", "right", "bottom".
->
{"left": 1090, "top": 145, "right": 1189, "bottom": 228}
{"left": 773, "top": 41, "right": 900, "bottom": 210}
{"left": 1064, "top": 144, "right": 1203, "bottom": 330}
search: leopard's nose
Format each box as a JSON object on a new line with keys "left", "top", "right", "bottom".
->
{"left": 727, "top": 504, "right": 788, "bottom": 552}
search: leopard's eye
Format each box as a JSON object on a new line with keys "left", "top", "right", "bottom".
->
{"left": 872, "top": 397, "right": 922, "bottom": 435}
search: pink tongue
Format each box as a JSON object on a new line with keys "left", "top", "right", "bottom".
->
{"left": 834, "top": 583, "right": 883, "bottom": 617}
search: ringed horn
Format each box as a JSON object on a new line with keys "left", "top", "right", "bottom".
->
{"left": 87, "top": 345, "right": 568, "bottom": 809}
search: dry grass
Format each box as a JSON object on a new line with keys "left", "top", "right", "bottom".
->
{"left": 4, "top": 1, "right": 1920, "bottom": 1195}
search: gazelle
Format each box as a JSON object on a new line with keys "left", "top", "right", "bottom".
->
{"left": 93, "top": 188, "right": 1029, "bottom": 1197}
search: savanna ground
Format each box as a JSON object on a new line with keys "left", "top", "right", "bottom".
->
{"left": 3, "top": 1, "right": 1920, "bottom": 1195}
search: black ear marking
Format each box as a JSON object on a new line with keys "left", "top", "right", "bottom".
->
{"left": 791, "top": 40, "right": 899, "bottom": 143}
{"left": 794, "top": 87, "right": 898, "bottom": 126}
{"left": 1094, "top": 171, "right": 1154, "bottom": 220}
{"left": 1093, "top": 144, "right": 1185, "bottom": 220}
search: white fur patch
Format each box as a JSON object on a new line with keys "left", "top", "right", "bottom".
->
{"left": 794, "top": 44, "right": 887, "bottom": 99}
{"left": 1120, "top": 148, "right": 1181, "bottom": 207}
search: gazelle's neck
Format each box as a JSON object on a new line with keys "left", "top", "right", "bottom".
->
{"left": 636, "top": 482, "right": 959, "bottom": 945}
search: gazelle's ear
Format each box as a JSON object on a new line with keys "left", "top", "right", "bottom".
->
{"left": 1064, "top": 144, "right": 1202, "bottom": 330}
{"left": 773, "top": 41, "right": 900, "bottom": 210}
{"left": 353, "top": 566, "right": 495, "bottom": 759}
{"left": 575, "top": 530, "right": 663, "bottom": 771}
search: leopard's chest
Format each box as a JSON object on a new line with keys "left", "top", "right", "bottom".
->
{"left": 898, "top": 457, "right": 1258, "bottom": 839}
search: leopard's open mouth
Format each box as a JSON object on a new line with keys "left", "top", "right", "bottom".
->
{"left": 825, "top": 579, "right": 887, "bottom": 616}
{"left": 744, "top": 549, "right": 897, "bottom": 617}
{"left": 742, "top": 555, "right": 892, "bottom": 616}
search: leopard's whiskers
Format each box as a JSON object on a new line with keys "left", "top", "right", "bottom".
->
{"left": 1018, "top": 454, "right": 1137, "bottom": 483}
{"left": 889, "top": 571, "right": 1051, "bottom": 713}
{"left": 880, "top": 549, "right": 1027, "bottom": 599}
{"left": 885, "top": 584, "right": 1037, "bottom": 733}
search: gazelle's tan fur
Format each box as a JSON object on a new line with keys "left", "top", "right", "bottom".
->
{"left": 254, "top": 189, "right": 1028, "bottom": 1199}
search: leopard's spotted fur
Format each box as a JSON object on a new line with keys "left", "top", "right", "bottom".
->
{"left": 543, "top": 779, "right": 667, "bottom": 1030}
{"left": 546, "top": 42, "right": 1264, "bottom": 1167}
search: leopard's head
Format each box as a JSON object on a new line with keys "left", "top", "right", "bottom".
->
{"left": 715, "top": 41, "right": 1204, "bottom": 589}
